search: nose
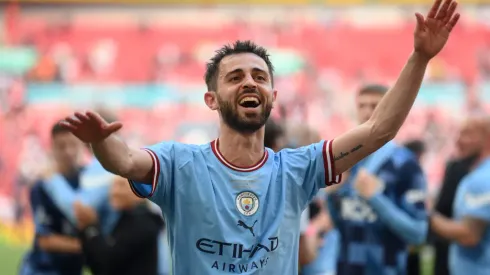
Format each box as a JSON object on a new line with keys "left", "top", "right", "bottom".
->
{"left": 242, "top": 74, "right": 257, "bottom": 90}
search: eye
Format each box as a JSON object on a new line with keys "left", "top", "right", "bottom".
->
{"left": 230, "top": 76, "right": 241, "bottom": 82}
{"left": 256, "top": 75, "right": 266, "bottom": 81}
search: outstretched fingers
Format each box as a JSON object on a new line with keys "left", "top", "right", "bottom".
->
{"left": 442, "top": 2, "right": 458, "bottom": 25}
{"left": 435, "top": 0, "right": 451, "bottom": 21}
{"left": 427, "top": 0, "right": 443, "bottom": 19}
{"left": 445, "top": 13, "right": 460, "bottom": 32}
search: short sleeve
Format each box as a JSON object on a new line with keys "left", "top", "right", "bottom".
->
{"left": 29, "top": 185, "right": 53, "bottom": 236}
{"left": 459, "top": 178, "right": 490, "bottom": 222}
{"left": 128, "top": 141, "right": 178, "bottom": 204}
{"left": 399, "top": 159, "right": 428, "bottom": 220}
{"left": 282, "top": 140, "right": 342, "bottom": 203}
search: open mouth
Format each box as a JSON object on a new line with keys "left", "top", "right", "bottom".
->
{"left": 238, "top": 96, "right": 261, "bottom": 108}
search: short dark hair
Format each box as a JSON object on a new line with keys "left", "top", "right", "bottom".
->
{"left": 264, "top": 119, "right": 284, "bottom": 149}
{"left": 204, "top": 40, "right": 274, "bottom": 91}
{"left": 358, "top": 84, "right": 388, "bottom": 96}
{"left": 404, "top": 139, "right": 426, "bottom": 156}
{"left": 51, "top": 121, "right": 71, "bottom": 139}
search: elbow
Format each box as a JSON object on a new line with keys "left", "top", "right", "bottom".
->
{"left": 365, "top": 119, "right": 396, "bottom": 149}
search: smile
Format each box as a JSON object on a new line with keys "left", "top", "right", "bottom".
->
{"left": 238, "top": 96, "right": 261, "bottom": 108}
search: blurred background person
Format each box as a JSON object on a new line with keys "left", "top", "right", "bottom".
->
{"left": 327, "top": 85, "right": 428, "bottom": 275}
{"left": 431, "top": 116, "right": 486, "bottom": 275}
{"left": 403, "top": 139, "right": 427, "bottom": 275}
{"left": 74, "top": 176, "right": 163, "bottom": 275}
{"left": 429, "top": 116, "right": 490, "bottom": 275}
{"left": 20, "top": 123, "right": 84, "bottom": 275}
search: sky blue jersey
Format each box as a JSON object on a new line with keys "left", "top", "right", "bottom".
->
{"left": 129, "top": 139, "right": 341, "bottom": 275}
{"left": 450, "top": 157, "right": 490, "bottom": 275}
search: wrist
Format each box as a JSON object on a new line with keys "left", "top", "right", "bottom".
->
{"left": 410, "top": 51, "right": 431, "bottom": 65}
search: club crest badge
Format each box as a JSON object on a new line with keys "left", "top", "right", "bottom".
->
{"left": 236, "top": 191, "right": 259, "bottom": 216}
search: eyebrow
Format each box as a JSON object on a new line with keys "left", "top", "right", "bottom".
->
{"left": 224, "top": 67, "right": 268, "bottom": 78}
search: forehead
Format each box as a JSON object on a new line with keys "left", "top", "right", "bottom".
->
{"left": 219, "top": 53, "right": 269, "bottom": 75}
{"left": 357, "top": 92, "right": 384, "bottom": 103}
{"left": 52, "top": 132, "right": 77, "bottom": 143}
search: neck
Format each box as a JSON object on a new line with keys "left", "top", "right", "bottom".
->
{"left": 217, "top": 123, "right": 265, "bottom": 167}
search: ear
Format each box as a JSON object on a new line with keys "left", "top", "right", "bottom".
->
{"left": 271, "top": 90, "right": 278, "bottom": 108}
{"left": 204, "top": 91, "right": 219, "bottom": 110}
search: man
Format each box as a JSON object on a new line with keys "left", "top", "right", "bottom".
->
{"left": 327, "top": 84, "right": 430, "bottom": 275}
{"left": 431, "top": 116, "right": 486, "bottom": 275}
{"left": 74, "top": 176, "right": 163, "bottom": 275}
{"left": 60, "top": 2, "right": 459, "bottom": 274}
{"left": 430, "top": 116, "right": 490, "bottom": 275}
{"left": 20, "top": 123, "right": 84, "bottom": 275}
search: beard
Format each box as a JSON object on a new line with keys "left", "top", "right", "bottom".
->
{"left": 217, "top": 93, "right": 272, "bottom": 134}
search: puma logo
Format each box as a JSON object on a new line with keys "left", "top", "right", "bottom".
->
{"left": 237, "top": 220, "right": 257, "bottom": 237}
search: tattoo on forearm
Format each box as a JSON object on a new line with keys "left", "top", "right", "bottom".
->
{"left": 334, "top": 144, "right": 363, "bottom": 161}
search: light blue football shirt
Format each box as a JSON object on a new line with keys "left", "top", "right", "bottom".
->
{"left": 450, "top": 157, "right": 490, "bottom": 275}
{"left": 129, "top": 139, "right": 341, "bottom": 274}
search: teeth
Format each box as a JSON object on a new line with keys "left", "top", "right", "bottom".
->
{"left": 239, "top": 97, "right": 260, "bottom": 104}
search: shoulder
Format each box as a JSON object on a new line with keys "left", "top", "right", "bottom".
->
{"left": 149, "top": 141, "right": 210, "bottom": 154}
{"left": 277, "top": 141, "right": 325, "bottom": 158}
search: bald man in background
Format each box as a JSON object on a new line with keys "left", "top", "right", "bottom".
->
{"left": 430, "top": 115, "right": 490, "bottom": 275}
{"left": 431, "top": 116, "right": 487, "bottom": 275}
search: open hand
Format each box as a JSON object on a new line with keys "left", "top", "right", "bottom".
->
{"left": 413, "top": 0, "right": 460, "bottom": 60}
{"left": 60, "top": 111, "right": 123, "bottom": 143}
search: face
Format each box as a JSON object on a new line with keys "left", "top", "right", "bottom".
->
{"left": 51, "top": 132, "right": 82, "bottom": 174}
{"left": 356, "top": 92, "right": 384, "bottom": 124}
{"left": 456, "top": 119, "right": 485, "bottom": 158}
{"left": 110, "top": 177, "right": 143, "bottom": 210}
{"left": 204, "top": 53, "right": 277, "bottom": 134}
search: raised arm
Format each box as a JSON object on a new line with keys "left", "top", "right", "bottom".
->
{"left": 332, "top": 0, "right": 460, "bottom": 175}
{"left": 60, "top": 111, "right": 154, "bottom": 184}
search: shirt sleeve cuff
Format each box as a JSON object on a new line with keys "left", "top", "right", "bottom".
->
{"left": 323, "top": 140, "right": 342, "bottom": 186}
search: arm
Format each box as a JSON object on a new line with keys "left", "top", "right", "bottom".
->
{"left": 430, "top": 177, "right": 490, "bottom": 247}
{"left": 91, "top": 135, "right": 154, "bottom": 183}
{"left": 359, "top": 159, "right": 428, "bottom": 245}
{"left": 38, "top": 235, "right": 81, "bottom": 254}
{"left": 332, "top": 52, "right": 428, "bottom": 174}
{"left": 330, "top": 0, "right": 461, "bottom": 174}
{"left": 430, "top": 213, "right": 486, "bottom": 246}
{"left": 368, "top": 194, "right": 428, "bottom": 245}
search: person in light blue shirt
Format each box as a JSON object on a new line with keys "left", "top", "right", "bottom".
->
{"left": 430, "top": 116, "right": 490, "bottom": 275}
{"left": 60, "top": 12, "right": 460, "bottom": 274}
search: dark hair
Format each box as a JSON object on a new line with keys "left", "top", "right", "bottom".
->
{"left": 404, "top": 139, "right": 426, "bottom": 156}
{"left": 204, "top": 40, "right": 274, "bottom": 91}
{"left": 264, "top": 119, "right": 284, "bottom": 149}
{"left": 51, "top": 121, "right": 71, "bottom": 139}
{"left": 358, "top": 84, "right": 388, "bottom": 96}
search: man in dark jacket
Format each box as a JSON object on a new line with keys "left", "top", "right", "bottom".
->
{"left": 432, "top": 117, "right": 485, "bottom": 275}
{"left": 74, "top": 176, "right": 163, "bottom": 275}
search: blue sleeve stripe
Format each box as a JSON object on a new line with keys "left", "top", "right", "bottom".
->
{"left": 128, "top": 148, "right": 160, "bottom": 198}
{"left": 323, "top": 140, "right": 342, "bottom": 185}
